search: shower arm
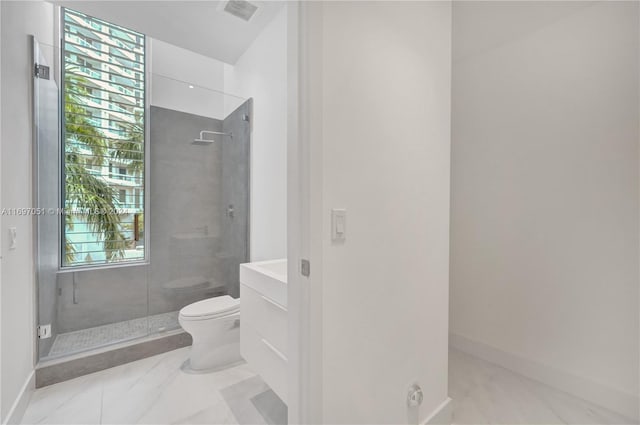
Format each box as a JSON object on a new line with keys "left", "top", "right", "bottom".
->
{"left": 194, "top": 130, "right": 233, "bottom": 144}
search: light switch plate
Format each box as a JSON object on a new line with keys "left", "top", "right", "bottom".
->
{"left": 9, "top": 227, "right": 17, "bottom": 250}
{"left": 331, "top": 208, "right": 346, "bottom": 242}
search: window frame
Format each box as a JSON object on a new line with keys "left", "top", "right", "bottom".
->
{"left": 59, "top": 7, "right": 150, "bottom": 271}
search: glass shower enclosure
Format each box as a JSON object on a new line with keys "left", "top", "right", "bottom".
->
{"left": 33, "top": 21, "right": 250, "bottom": 362}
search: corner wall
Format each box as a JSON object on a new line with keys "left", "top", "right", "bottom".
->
{"left": 1, "top": 1, "right": 55, "bottom": 422}
{"left": 150, "top": 39, "right": 228, "bottom": 120}
{"left": 450, "top": 1, "right": 640, "bottom": 419}
{"left": 224, "top": 6, "right": 288, "bottom": 262}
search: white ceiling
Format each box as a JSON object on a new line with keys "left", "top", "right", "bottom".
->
{"left": 52, "top": 1, "right": 285, "bottom": 64}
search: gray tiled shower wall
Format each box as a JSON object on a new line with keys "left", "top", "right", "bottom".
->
{"left": 39, "top": 103, "right": 251, "bottom": 358}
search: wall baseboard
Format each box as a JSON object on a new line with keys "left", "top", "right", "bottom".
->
{"left": 423, "top": 397, "right": 453, "bottom": 425}
{"left": 3, "top": 370, "right": 35, "bottom": 425}
{"left": 450, "top": 333, "right": 639, "bottom": 422}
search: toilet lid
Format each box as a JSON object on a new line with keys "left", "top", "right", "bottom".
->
{"left": 179, "top": 295, "right": 239, "bottom": 319}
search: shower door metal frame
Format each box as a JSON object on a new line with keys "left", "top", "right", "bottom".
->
{"left": 32, "top": 34, "right": 62, "bottom": 363}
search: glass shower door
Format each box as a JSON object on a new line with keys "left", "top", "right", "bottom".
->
{"left": 34, "top": 38, "right": 151, "bottom": 362}
{"left": 146, "top": 74, "right": 250, "bottom": 332}
{"left": 33, "top": 37, "right": 61, "bottom": 360}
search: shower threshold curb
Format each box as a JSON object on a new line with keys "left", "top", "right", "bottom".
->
{"left": 35, "top": 330, "right": 192, "bottom": 388}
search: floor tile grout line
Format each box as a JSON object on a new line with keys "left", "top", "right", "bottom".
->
{"left": 99, "top": 380, "right": 104, "bottom": 425}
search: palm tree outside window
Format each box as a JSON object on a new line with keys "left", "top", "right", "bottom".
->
{"left": 62, "top": 8, "right": 146, "bottom": 267}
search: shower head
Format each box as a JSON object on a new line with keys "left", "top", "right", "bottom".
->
{"left": 193, "top": 130, "right": 233, "bottom": 144}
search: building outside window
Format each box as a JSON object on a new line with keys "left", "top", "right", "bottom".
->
{"left": 62, "top": 8, "right": 146, "bottom": 267}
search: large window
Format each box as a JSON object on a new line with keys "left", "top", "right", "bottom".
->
{"left": 62, "top": 8, "right": 146, "bottom": 267}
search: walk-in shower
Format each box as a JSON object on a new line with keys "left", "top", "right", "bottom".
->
{"left": 33, "top": 11, "right": 251, "bottom": 367}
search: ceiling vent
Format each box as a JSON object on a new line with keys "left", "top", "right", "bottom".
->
{"left": 223, "top": 0, "right": 259, "bottom": 22}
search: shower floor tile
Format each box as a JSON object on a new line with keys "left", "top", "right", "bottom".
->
{"left": 47, "top": 311, "right": 180, "bottom": 358}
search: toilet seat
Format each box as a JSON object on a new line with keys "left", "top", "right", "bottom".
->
{"left": 179, "top": 295, "right": 240, "bottom": 321}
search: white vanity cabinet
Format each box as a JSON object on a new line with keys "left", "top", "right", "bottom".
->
{"left": 239, "top": 259, "right": 287, "bottom": 403}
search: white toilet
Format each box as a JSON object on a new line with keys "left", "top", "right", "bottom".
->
{"left": 178, "top": 295, "right": 241, "bottom": 372}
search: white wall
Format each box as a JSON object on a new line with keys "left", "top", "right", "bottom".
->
{"left": 0, "top": 0, "right": 3, "bottom": 418}
{"left": 224, "top": 6, "right": 287, "bottom": 261}
{"left": 450, "top": 1, "right": 639, "bottom": 419}
{"left": 0, "top": 1, "right": 55, "bottom": 422}
{"left": 150, "top": 39, "right": 232, "bottom": 120}
{"left": 305, "top": 2, "right": 452, "bottom": 423}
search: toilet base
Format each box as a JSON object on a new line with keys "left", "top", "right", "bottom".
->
{"left": 181, "top": 355, "right": 244, "bottom": 374}
{"left": 184, "top": 339, "right": 242, "bottom": 372}
{"left": 180, "top": 314, "right": 241, "bottom": 372}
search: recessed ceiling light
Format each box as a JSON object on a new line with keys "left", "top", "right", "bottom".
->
{"left": 188, "top": 85, "right": 194, "bottom": 89}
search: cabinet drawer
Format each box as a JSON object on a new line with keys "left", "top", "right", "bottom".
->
{"left": 241, "top": 321, "right": 288, "bottom": 403}
{"left": 240, "top": 283, "right": 287, "bottom": 354}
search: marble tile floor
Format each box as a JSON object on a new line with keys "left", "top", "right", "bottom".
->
{"left": 46, "top": 311, "right": 180, "bottom": 359}
{"left": 222, "top": 376, "right": 287, "bottom": 425}
{"left": 23, "top": 347, "right": 286, "bottom": 425}
{"left": 450, "top": 348, "right": 637, "bottom": 425}
{"left": 23, "top": 346, "right": 635, "bottom": 425}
